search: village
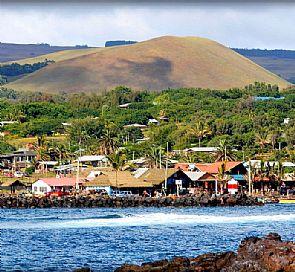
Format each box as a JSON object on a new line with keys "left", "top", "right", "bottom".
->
{"left": 1, "top": 146, "right": 294, "bottom": 205}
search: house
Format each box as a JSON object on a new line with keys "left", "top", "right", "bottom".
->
{"left": 83, "top": 173, "right": 112, "bottom": 194}
{"left": 0, "top": 180, "right": 27, "bottom": 194}
{"left": 83, "top": 170, "right": 152, "bottom": 195}
{"left": 175, "top": 161, "right": 248, "bottom": 192}
{"left": 123, "top": 124, "right": 147, "bottom": 129}
{"left": 0, "top": 121, "right": 17, "bottom": 127}
{"left": 78, "top": 155, "right": 108, "bottom": 167}
{"left": 183, "top": 147, "right": 218, "bottom": 153}
{"left": 0, "top": 149, "right": 36, "bottom": 169}
{"left": 38, "top": 161, "right": 59, "bottom": 173}
{"left": 32, "top": 177, "right": 83, "bottom": 195}
{"left": 148, "top": 119, "right": 160, "bottom": 125}
{"left": 136, "top": 168, "right": 193, "bottom": 195}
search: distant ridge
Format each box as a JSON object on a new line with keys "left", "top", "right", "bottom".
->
{"left": 232, "top": 48, "right": 295, "bottom": 84}
{"left": 7, "top": 36, "right": 291, "bottom": 93}
{"left": 0, "top": 42, "right": 91, "bottom": 63}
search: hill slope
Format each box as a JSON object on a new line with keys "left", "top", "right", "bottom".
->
{"left": 0, "top": 43, "right": 91, "bottom": 63}
{"left": 7, "top": 36, "right": 291, "bottom": 93}
{"left": 0, "top": 47, "right": 101, "bottom": 65}
{"left": 232, "top": 48, "right": 295, "bottom": 84}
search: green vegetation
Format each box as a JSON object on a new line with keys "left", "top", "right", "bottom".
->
{"left": 0, "top": 60, "right": 54, "bottom": 84}
{"left": 0, "top": 83, "right": 294, "bottom": 162}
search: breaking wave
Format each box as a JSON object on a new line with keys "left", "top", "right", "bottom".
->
{"left": 1, "top": 212, "right": 295, "bottom": 230}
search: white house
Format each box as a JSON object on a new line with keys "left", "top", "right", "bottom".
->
{"left": 31, "top": 177, "right": 81, "bottom": 195}
{"left": 32, "top": 180, "right": 52, "bottom": 194}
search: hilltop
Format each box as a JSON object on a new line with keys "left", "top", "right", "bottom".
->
{"left": 7, "top": 36, "right": 291, "bottom": 93}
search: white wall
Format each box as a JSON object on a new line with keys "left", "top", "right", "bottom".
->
{"left": 32, "top": 180, "right": 52, "bottom": 194}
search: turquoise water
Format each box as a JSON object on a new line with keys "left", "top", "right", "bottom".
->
{"left": 0, "top": 205, "right": 294, "bottom": 271}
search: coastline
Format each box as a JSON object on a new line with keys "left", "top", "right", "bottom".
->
{"left": 114, "top": 233, "right": 295, "bottom": 272}
{"left": 0, "top": 193, "right": 262, "bottom": 208}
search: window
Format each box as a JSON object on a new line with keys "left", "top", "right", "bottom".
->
{"left": 33, "top": 186, "right": 37, "bottom": 192}
{"left": 40, "top": 187, "right": 47, "bottom": 193}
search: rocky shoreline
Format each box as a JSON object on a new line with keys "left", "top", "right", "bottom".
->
{"left": 114, "top": 233, "right": 295, "bottom": 272}
{"left": 0, "top": 193, "right": 261, "bottom": 208}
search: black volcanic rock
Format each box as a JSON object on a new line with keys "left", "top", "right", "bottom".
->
{"left": 115, "top": 233, "right": 295, "bottom": 272}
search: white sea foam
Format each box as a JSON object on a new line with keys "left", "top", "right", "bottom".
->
{"left": 1, "top": 212, "right": 295, "bottom": 230}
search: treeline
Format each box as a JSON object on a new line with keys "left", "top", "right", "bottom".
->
{"left": 233, "top": 48, "right": 295, "bottom": 59}
{"left": 0, "top": 60, "right": 54, "bottom": 78}
{"left": 0, "top": 83, "right": 294, "bottom": 162}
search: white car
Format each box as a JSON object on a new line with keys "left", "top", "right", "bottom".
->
{"left": 112, "top": 190, "right": 135, "bottom": 197}
{"left": 14, "top": 171, "right": 24, "bottom": 178}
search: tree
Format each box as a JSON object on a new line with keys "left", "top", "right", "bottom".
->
{"left": 217, "top": 161, "right": 227, "bottom": 194}
{"left": 99, "top": 121, "right": 118, "bottom": 155}
{"left": 187, "top": 121, "right": 211, "bottom": 147}
{"left": 215, "top": 139, "right": 236, "bottom": 162}
{"left": 255, "top": 129, "right": 270, "bottom": 152}
{"left": 107, "top": 151, "right": 127, "bottom": 189}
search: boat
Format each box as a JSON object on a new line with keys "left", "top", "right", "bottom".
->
{"left": 278, "top": 198, "right": 295, "bottom": 204}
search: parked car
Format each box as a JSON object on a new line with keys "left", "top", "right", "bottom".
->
{"left": 111, "top": 190, "right": 135, "bottom": 197}
{"left": 14, "top": 171, "right": 24, "bottom": 178}
{"left": 45, "top": 191, "right": 70, "bottom": 197}
{"left": 3, "top": 171, "right": 13, "bottom": 178}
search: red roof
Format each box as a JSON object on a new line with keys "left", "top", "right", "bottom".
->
{"left": 39, "top": 177, "right": 80, "bottom": 187}
{"left": 175, "top": 161, "right": 242, "bottom": 174}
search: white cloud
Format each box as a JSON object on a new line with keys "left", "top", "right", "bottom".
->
{"left": 0, "top": 3, "right": 294, "bottom": 49}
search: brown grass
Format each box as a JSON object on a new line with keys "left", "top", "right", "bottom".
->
{"left": 7, "top": 135, "right": 66, "bottom": 148}
{"left": 7, "top": 36, "right": 291, "bottom": 92}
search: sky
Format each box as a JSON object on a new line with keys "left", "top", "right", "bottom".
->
{"left": 0, "top": 1, "right": 294, "bottom": 49}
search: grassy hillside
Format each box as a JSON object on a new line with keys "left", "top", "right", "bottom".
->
{"left": 7, "top": 36, "right": 291, "bottom": 93}
{"left": 0, "top": 42, "right": 91, "bottom": 63}
{"left": 0, "top": 48, "right": 101, "bottom": 65}
{"left": 246, "top": 57, "right": 295, "bottom": 84}
{"left": 233, "top": 48, "right": 295, "bottom": 84}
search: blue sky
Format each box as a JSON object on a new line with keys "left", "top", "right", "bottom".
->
{"left": 1, "top": 1, "right": 294, "bottom": 49}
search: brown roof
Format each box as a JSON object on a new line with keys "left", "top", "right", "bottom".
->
{"left": 138, "top": 168, "right": 177, "bottom": 185}
{"left": 83, "top": 171, "right": 152, "bottom": 188}
{"left": 83, "top": 174, "right": 111, "bottom": 187}
{"left": 198, "top": 173, "right": 217, "bottom": 181}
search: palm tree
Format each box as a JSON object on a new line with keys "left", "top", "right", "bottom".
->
{"left": 215, "top": 139, "right": 236, "bottom": 162}
{"left": 107, "top": 151, "right": 127, "bottom": 189}
{"left": 99, "top": 121, "right": 118, "bottom": 155}
{"left": 188, "top": 121, "right": 211, "bottom": 147}
{"left": 255, "top": 129, "right": 270, "bottom": 153}
{"left": 145, "top": 146, "right": 159, "bottom": 168}
{"left": 217, "top": 161, "right": 227, "bottom": 194}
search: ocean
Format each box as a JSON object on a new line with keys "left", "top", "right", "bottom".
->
{"left": 0, "top": 204, "right": 294, "bottom": 271}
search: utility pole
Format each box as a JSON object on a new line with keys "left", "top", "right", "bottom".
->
{"left": 159, "top": 146, "right": 162, "bottom": 169}
{"left": 164, "top": 142, "right": 169, "bottom": 191}
{"left": 76, "top": 158, "right": 80, "bottom": 191}
{"left": 248, "top": 159, "right": 252, "bottom": 196}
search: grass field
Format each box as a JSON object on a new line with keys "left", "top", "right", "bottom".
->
{"left": 7, "top": 135, "right": 67, "bottom": 148}
{"left": 7, "top": 36, "right": 290, "bottom": 93}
